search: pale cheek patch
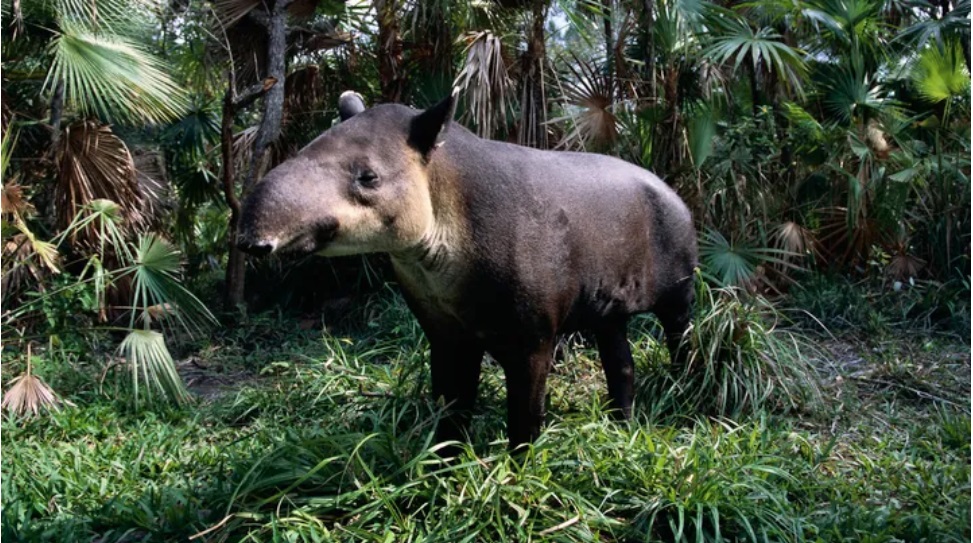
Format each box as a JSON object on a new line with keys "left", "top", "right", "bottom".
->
{"left": 323, "top": 157, "right": 435, "bottom": 254}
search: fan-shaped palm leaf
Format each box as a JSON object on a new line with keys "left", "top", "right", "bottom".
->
{"left": 2, "top": 373, "right": 63, "bottom": 416}
{"left": 700, "top": 228, "right": 801, "bottom": 287}
{"left": 801, "top": 0, "right": 887, "bottom": 58}
{"left": 704, "top": 18, "right": 807, "bottom": 98}
{"left": 54, "top": 0, "right": 134, "bottom": 28}
{"left": 894, "top": 0, "right": 970, "bottom": 52}
{"left": 551, "top": 55, "right": 618, "bottom": 150}
{"left": 118, "top": 328, "right": 191, "bottom": 405}
{"left": 53, "top": 120, "right": 143, "bottom": 234}
{"left": 817, "top": 54, "right": 898, "bottom": 125}
{"left": 46, "top": 24, "right": 188, "bottom": 125}
{"left": 911, "top": 41, "right": 970, "bottom": 105}
{"left": 122, "top": 233, "right": 217, "bottom": 335}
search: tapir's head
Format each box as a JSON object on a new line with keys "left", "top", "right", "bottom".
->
{"left": 237, "top": 91, "right": 456, "bottom": 257}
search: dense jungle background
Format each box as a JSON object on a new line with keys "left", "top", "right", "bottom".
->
{"left": 1, "top": 0, "right": 970, "bottom": 540}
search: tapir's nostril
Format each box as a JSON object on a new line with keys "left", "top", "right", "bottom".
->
{"left": 238, "top": 237, "right": 277, "bottom": 257}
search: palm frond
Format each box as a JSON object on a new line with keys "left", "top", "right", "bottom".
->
{"left": 551, "top": 55, "right": 617, "bottom": 150}
{"left": 454, "top": 31, "right": 512, "bottom": 139}
{"left": 911, "top": 40, "right": 970, "bottom": 104}
{"left": 773, "top": 220, "right": 817, "bottom": 262}
{"left": 53, "top": 120, "right": 143, "bottom": 234}
{"left": 817, "top": 55, "right": 898, "bottom": 125}
{"left": 212, "top": 0, "right": 261, "bottom": 28}
{"left": 46, "top": 24, "right": 188, "bottom": 125}
{"left": 894, "top": 0, "right": 970, "bottom": 52}
{"left": 123, "top": 233, "right": 217, "bottom": 335}
{"left": 55, "top": 198, "right": 133, "bottom": 262}
{"left": 705, "top": 17, "right": 807, "bottom": 99}
{"left": 118, "top": 328, "right": 191, "bottom": 405}
{"left": 2, "top": 182, "right": 34, "bottom": 220}
{"left": 284, "top": 65, "right": 324, "bottom": 118}
{"left": 700, "top": 228, "right": 801, "bottom": 288}
{"left": 2, "top": 346, "right": 63, "bottom": 417}
{"left": 2, "top": 374, "right": 62, "bottom": 416}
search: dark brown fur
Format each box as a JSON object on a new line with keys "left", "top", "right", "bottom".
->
{"left": 239, "top": 94, "right": 697, "bottom": 449}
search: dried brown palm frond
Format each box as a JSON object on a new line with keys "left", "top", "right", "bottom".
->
{"left": 54, "top": 120, "right": 144, "bottom": 237}
{"left": 1, "top": 181, "right": 34, "bottom": 219}
{"left": 454, "top": 31, "right": 512, "bottom": 139}
{"left": 773, "top": 220, "right": 818, "bottom": 263}
{"left": 233, "top": 125, "right": 259, "bottom": 176}
{"left": 292, "top": 17, "right": 354, "bottom": 55}
{"left": 133, "top": 148, "right": 171, "bottom": 231}
{"left": 284, "top": 65, "right": 323, "bottom": 118}
{"left": 886, "top": 234, "right": 925, "bottom": 282}
{"left": 225, "top": 17, "right": 268, "bottom": 88}
{"left": 551, "top": 55, "right": 618, "bottom": 151}
{"left": 1, "top": 230, "right": 58, "bottom": 302}
{"left": 2, "top": 374, "right": 62, "bottom": 417}
{"left": 815, "top": 206, "right": 884, "bottom": 268}
{"left": 2, "top": 346, "right": 63, "bottom": 417}
{"left": 5, "top": 220, "right": 61, "bottom": 275}
{"left": 212, "top": 0, "right": 261, "bottom": 29}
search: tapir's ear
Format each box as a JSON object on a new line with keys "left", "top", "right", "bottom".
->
{"left": 408, "top": 90, "right": 458, "bottom": 157}
{"left": 338, "top": 91, "right": 366, "bottom": 121}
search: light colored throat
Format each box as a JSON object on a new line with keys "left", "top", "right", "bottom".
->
{"left": 393, "top": 223, "right": 461, "bottom": 275}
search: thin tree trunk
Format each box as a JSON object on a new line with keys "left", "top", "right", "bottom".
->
{"left": 242, "top": 0, "right": 292, "bottom": 192}
{"left": 375, "top": 0, "right": 404, "bottom": 103}
{"left": 222, "top": 79, "right": 272, "bottom": 308}
{"left": 518, "top": 0, "right": 548, "bottom": 149}
{"left": 748, "top": 62, "right": 760, "bottom": 115}
{"left": 49, "top": 78, "right": 65, "bottom": 145}
{"left": 222, "top": 82, "right": 246, "bottom": 308}
{"left": 641, "top": 0, "right": 655, "bottom": 102}
{"left": 602, "top": 0, "right": 614, "bottom": 99}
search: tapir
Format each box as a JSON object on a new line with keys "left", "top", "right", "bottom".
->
{"left": 237, "top": 91, "right": 698, "bottom": 449}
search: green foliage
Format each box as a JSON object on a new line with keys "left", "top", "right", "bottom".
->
{"left": 47, "top": 24, "right": 188, "bottom": 124}
{"left": 788, "top": 273, "right": 972, "bottom": 335}
{"left": 640, "top": 277, "right": 820, "bottom": 418}
{"left": 2, "top": 291, "right": 968, "bottom": 542}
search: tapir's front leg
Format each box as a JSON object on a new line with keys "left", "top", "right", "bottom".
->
{"left": 498, "top": 341, "right": 554, "bottom": 449}
{"left": 429, "top": 335, "right": 484, "bottom": 444}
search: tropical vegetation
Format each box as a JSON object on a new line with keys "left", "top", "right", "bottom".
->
{"left": 1, "top": 0, "right": 969, "bottom": 540}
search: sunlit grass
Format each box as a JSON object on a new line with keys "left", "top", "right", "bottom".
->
{"left": 2, "top": 290, "right": 969, "bottom": 542}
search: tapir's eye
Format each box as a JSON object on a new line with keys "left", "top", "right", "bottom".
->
{"left": 356, "top": 170, "right": 380, "bottom": 189}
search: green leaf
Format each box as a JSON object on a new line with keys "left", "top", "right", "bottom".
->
{"left": 123, "top": 234, "right": 217, "bottom": 335}
{"left": 911, "top": 41, "right": 971, "bottom": 104}
{"left": 46, "top": 24, "right": 188, "bottom": 125}
{"left": 118, "top": 328, "right": 191, "bottom": 405}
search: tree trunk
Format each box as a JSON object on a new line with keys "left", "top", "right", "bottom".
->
{"left": 518, "top": 0, "right": 548, "bottom": 149}
{"left": 375, "top": 0, "right": 405, "bottom": 103}
{"left": 641, "top": 0, "right": 656, "bottom": 102}
{"left": 49, "top": 78, "right": 65, "bottom": 145}
{"left": 222, "top": 83, "right": 246, "bottom": 309}
{"left": 602, "top": 0, "right": 614, "bottom": 99}
{"left": 242, "top": 0, "right": 292, "bottom": 192}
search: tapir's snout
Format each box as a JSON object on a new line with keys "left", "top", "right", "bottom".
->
{"left": 236, "top": 205, "right": 341, "bottom": 257}
{"left": 236, "top": 236, "right": 277, "bottom": 257}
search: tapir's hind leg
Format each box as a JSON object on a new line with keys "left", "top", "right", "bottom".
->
{"left": 595, "top": 319, "right": 635, "bottom": 420}
{"left": 654, "top": 279, "right": 695, "bottom": 372}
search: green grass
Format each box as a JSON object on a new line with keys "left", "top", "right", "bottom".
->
{"left": 2, "top": 289, "right": 969, "bottom": 542}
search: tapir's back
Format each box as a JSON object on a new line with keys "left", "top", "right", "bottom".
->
{"left": 441, "top": 128, "right": 697, "bottom": 330}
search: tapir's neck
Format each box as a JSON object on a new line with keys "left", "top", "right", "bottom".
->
{"left": 389, "top": 148, "right": 470, "bottom": 279}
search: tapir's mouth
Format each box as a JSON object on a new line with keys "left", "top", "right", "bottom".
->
{"left": 239, "top": 218, "right": 339, "bottom": 257}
